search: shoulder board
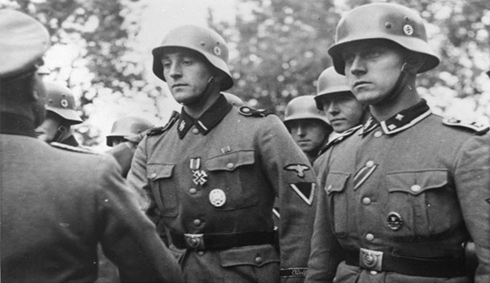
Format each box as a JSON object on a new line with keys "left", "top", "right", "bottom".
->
{"left": 147, "top": 111, "right": 180, "bottom": 136}
{"left": 442, "top": 118, "right": 489, "bottom": 135}
{"left": 50, "top": 142, "right": 98, "bottom": 154}
{"left": 320, "top": 125, "right": 362, "bottom": 154}
{"left": 238, "top": 106, "right": 273, "bottom": 117}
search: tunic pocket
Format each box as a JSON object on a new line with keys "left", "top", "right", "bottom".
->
{"left": 385, "top": 170, "right": 460, "bottom": 239}
{"left": 219, "top": 245, "right": 280, "bottom": 283}
{"left": 325, "top": 172, "right": 350, "bottom": 238}
{"left": 205, "top": 150, "right": 259, "bottom": 210}
{"left": 147, "top": 163, "right": 179, "bottom": 217}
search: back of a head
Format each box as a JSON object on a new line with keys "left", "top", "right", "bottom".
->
{"left": 0, "top": 10, "right": 50, "bottom": 105}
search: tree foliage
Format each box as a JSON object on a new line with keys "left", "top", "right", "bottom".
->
{"left": 1, "top": 0, "right": 162, "bottom": 146}
{"left": 212, "top": 0, "right": 490, "bottom": 121}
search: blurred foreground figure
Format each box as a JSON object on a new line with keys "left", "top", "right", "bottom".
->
{"left": 307, "top": 3, "right": 490, "bottom": 283}
{"left": 283, "top": 95, "right": 332, "bottom": 164}
{"left": 128, "top": 24, "right": 317, "bottom": 283}
{"left": 0, "top": 10, "right": 182, "bottom": 283}
{"left": 106, "top": 116, "right": 154, "bottom": 178}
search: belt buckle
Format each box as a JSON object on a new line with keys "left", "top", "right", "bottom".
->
{"left": 184, "top": 233, "right": 205, "bottom": 249}
{"left": 359, "top": 248, "right": 383, "bottom": 271}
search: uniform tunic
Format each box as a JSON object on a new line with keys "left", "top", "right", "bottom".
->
{"left": 128, "top": 94, "right": 317, "bottom": 283}
{"left": 307, "top": 100, "right": 490, "bottom": 283}
{"left": 0, "top": 112, "right": 182, "bottom": 283}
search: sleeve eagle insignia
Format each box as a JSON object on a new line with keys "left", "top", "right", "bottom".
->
{"left": 283, "top": 163, "right": 310, "bottom": 178}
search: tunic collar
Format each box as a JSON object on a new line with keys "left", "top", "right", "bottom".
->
{"left": 360, "top": 99, "right": 431, "bottom": 136}
{"left": 176, "top": 94, "right": 232, "bottom": 139}
{"left": 0, "top": 112, "right": 37, "bottom": 137}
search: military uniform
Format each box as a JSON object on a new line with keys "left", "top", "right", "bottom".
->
{"left": 128, "top": 94, "right": 317, "bottom": 283}
{"left": 307, "top": 100, "right": 490, "bottom": 283}
{"left": 0, "top": 113, "right": 182, "bottom": 283}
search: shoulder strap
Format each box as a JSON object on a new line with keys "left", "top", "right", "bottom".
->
{"left": 238, "top": 106, "right": 274, "bottom": 117}
{"left": 147, "top": 111, "right": 180, "bottom": 136}
{"left": 442, "top": 117, "right": 489, "bottom": 135}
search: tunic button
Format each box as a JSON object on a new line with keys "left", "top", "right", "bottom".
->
{"left": 193, "top": 219, "right": 201, "bottom": 226}
{"left": 411, "top": 184, "right": 421, "bottom": 192}
{"left": 255, "top": 256, "right": 262, "bottom": 264}
{"left": 226, "top": 162, "right": 234, "bottom": 169}
{"left": 374, "top": 131, "right": 383, "bottom": 138}
{"left": 197, "top": 251, "right": 205, "bottom": 256}
{"left": 366, "top": 233, "right": 374, "bottom": 241}
{"left": 370, "top": 270, "right": 378, "bottom": 275}
{"left": 192, "top": 128, "right": 199, "bottom": 134}
{"left": 189, "top": 188, "right": 197, "bottom": 194}
{"left": 366, "top": 160, "right": 374, "bottom": 168}
{"left": 150, "top": 173, "right": 157, "bottom": 179}
{"left": 362, "top": 197, "right": 371, "bottom": 205}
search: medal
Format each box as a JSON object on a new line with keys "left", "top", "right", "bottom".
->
{"left": 209, "top": 189, "right": 226, "bottom": 207}
{"left": 190, "top": 158, "right": 207, "bottom": 186}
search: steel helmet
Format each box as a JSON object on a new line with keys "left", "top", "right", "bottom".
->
{"left": 152, "top": 25, "right": 233, "bottom": 91}
{"left": 328, "top": 3, "right": 439, "bottom": 75}
{"left": 284, "top": 95, "right": 330, "bottom": 127}
{"left": 106, "top": 117, "right": 154, "bottom": 146}
{"left": 314, "top": 67, "right": 352, "bottom": 110}
{"left": 44, "top": 82, "right": 82, "bottom": 124}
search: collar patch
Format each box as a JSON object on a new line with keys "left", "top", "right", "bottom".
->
{"left": 177, "top": 94, "right": 232, "bottom": 139}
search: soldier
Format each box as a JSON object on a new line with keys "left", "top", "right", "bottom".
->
{"left": 307, "top": 3, "right": 490, "bottom": 283}
{"left": 0, "top": 10, "right": 182, "bottom": 283}
{"left": 128, "top": 25, "right": 317, "bottom": 283}
{"left": 283, "top": 95, "right": 332, "bottom": 164}
{"left": 35, "top": 81, "right": 83, "bottom": 146}
{"left": 314, "top": 66, "right": 368, "bottom": 135}
{"left": 106, "top": 116, "right": 154, "bottom": 178}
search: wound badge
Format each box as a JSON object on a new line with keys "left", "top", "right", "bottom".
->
{"left": 61, "top": 99, "right": 68, "bottom": 107}
{"left": 209, "top": 188, "right": 226, "bottom": 207}
{"left": 403, "top": 24, "right": 414, "bottom": 36}
{"left": 386, "top": 212, "right": 403, "bottom": 231}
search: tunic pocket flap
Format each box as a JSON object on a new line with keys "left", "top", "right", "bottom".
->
{"left": 325, "top": 173, "right": 350, "bottom": 194}
{"left": 147, "top": 164, "right": 174, "bottom": 180}
{"left": 386, "top": 170, "right": 448, "bottom": 195}
{"left": 205, "top": 150, "right": 255, "bottom": 171}
{"left": 220, "top": 244, "right": 279, "bottom": 267}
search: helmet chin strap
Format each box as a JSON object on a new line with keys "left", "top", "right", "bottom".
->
{"left": 383, "top": 63, "right": 411, "bottom": 103}
{"left": 186, "top": 76, "right": 217, "bottom": 107}
{"left": 53, "top": 125, "right": 68, "bottom": 143}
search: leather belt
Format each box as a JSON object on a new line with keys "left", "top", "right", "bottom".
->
{"left": 170, "top": 231, "right": 276, "bottom": 250}
{"left": 345, "top": 248, "right": 466, "bottom": 278}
